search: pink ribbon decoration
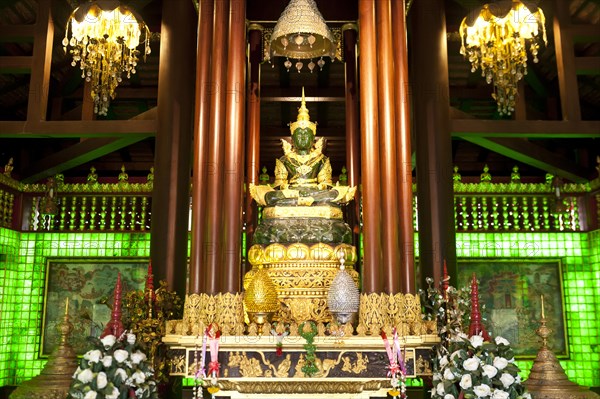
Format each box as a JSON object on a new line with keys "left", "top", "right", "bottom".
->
{"left": 206, "top": 324, "right": 221, "bottom": 377}
{"left": 197, "top": 333, "right": 208, "bottom": 379}
{"left": 392, "top": 328, "right": 407, "bottom": 375}
{"left": 381, "top": 330, "right": 400, "bottom": 377}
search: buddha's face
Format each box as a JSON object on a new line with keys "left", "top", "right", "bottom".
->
{"left": 292, "top": 127, "right": 315, "bottom": 152}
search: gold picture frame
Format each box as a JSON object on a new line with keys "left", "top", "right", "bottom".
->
{"left": 41, "top": 257, "right": 147, "bottom": 356}
{"left": 458, "top": 258, "right": 568, "bottom": 358}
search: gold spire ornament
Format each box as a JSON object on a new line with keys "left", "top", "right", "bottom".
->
{"left": 289, "top": 88, "right": 317, "bottom": 134}
{"left": 459, "top": 0, "right": 547, "bottom": 115}
{"left": 523, "top": 295, "right": 600, "bottom": 399}
{"left": 244, "top": 266, "right": 280, "bottom": 326}
{"left": 10, "top": 299, "right": 78, "bottom": 399}
{"left": 270, "top": 0, "right": 335, "bottom": 72}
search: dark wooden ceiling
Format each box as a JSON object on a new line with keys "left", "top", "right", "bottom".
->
{"left": 0, "top": 0, "right": 599, "bottom": 183}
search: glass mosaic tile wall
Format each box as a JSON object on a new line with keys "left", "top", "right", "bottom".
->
{"left": 456, "top": 232, "right": 600, "bottom": 388}
{"left": 0, "top": 228, "right": 151, "bottom": 386}
{"left": 0, "top": 228, "right": 598, "bottom": 388}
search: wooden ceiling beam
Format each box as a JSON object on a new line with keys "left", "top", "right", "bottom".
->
{"left": 21, "top": 136, "right": 149, "bottom": 183}
{"left": 0, "top": 56, "right": 32, "bottom": 73}
{"left": 451, "top": 119, "right": 600, "bottom": 138}
{"left": 460, "top": 136, "right": 589, "bottom": 182}
{"left": 575, "top": 57, "right": 600, "bottom": 75}
{"left": 571, "top": 24, "right": 600, "bottom": 43}
{"left": 261, "top": 85, "right": 345, "bottom": 98}
{"left": 0, "top": 119, "right": 156, "bottom": 138}
{"left": 0, "top": 24, "right": 35, "bottom": 42}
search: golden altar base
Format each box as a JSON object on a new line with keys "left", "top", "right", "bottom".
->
{"left": 245, "top": 243, "right": 358, "bottom": 323}
{"left": 163, "top": 334, "right": 440, "bottom": 398}
{"left": 166, "top": 292, "right": 439, "bottom": 397}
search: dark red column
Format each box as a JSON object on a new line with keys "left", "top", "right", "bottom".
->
{"left": 358, "top": 0, "right": 383, "bottom": 293}
{"left": 342, "top": 24, "right": 361, "bottom": 252}
{"left": 412, "top": 0, "right": 457, "bottom": 288}
{"left": 189, "top": 0, "right": 214, "bottom": 294}
{"left": 376, "top": 0, "right": 401, "bottom": 293}
{"left": 151, "top": 0, "right": 196, "bottom": 296}
{"left": 203, "top": 0, "right": 230, "bottom": 294}
{"left": 392, "top": 0, "right": 416, "bottom": 293}
{"left": 221, "top": 0, "right": 247, "bottom": 293}
{"left": 244, "top": 25, "right": 263, "bottom": 260}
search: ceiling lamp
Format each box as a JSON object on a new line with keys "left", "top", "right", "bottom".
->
{"left": 269, "top": 0, "right": 335, "bottom": 73}
{"left": 62, "top": 1, "right": 151, "bottom": 116}
{"left": 459, "top": 1, "right": 547, "bottom": 116}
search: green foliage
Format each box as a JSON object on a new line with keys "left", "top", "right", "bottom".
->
{"left": 122, "top": 280, "right": 183, "bottom": 384}
{"left": 299, "top": 321, "right": 319, "bottom": 377}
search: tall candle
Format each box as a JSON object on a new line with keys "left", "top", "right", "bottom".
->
{"left": 65, "top": 297, "right": 69, "bottom": 316}
{"left": 541, "top": 295, "right": 545, "bottom": 319}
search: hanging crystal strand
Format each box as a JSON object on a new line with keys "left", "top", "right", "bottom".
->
{"left": 453, "top": 196, "right": 459, "bottom": 229}
{"left": 6, "top": 193, "right": 14, "bottom": 227}
{"left": 481, "top": 196, "right": 489, "bottom": 230}
{"left": 491, "top": 196, "right": 499, "bottom": 230}
{"left": 120, "top": 196, "right": 127, "bottom": 230}
{"left": 140, "top": 197, "right": 148, "bottom": 231}
{"left": 29, "top": 197, "right": 39, "bottom": 231}
{"left": 563, "top": 198, "right": 572, "bottom": 231}
{"left": 454, "top": 197, "right": 465, "bottom": 229}
{"left": 79, "top": 196, "right": 88, "bottom": 231}
{"left": 129, "top": 196, "right": 138, "bottom": 231}
{"left": 0, "top": 191, "right": 4, "bottom": 225}
{"left": 571, "top": 198, "right": 580, "bottom": 231}
{"left": 58, "top": 196, "right": 67, "bottom": 231}
{"left": 90, "top": 196, "right": 98, "bottom": 230}
{"left": 462, "top": 196, "right": 469, "bottom": 231}
{"left": 511, "top": 197, "right": 520, "bottom": 230}
{"left": 99, "top": 197, "right": 107, "bottom": 231}
{"left": 110, "top": 197, "right": 117, "bottom": 230}
{"left": 553, "top": 200, "right": 562, "bottom": 230}
{"left": 532, "top": 197, "right": 541, "bottom": 231}
{"left": 470, "top": 197, "right": 478, "bottom": 231}
{"left": 501, "top": 196, "right": 509, "bottom": 230}
{"left": 69, "top": 196, "right": 78, "bottom": 230}
{"left": 521, "top": 196, "right": 530, "bottom": 231}
{"left": 541, "top": 197, "right": 550, "bottom": 230}
{"left": 412, "top": 195, "right": 418, "bottom": 231}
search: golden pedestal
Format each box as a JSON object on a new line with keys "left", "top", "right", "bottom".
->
{"left": 523, "top": 316, "right": 599, "bottom": 399}
{"left": 246, "top": 242, "right": 358, "bottom": 323}
{"left": 10, "top": 304, "right": 78, "bottom": 399}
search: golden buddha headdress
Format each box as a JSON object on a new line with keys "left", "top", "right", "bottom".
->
{"left": 290, "top": 88, "right": 317, "bottom": 134}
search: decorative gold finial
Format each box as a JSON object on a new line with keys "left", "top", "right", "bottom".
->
{"left": 290, "top": 87, "right": 317, "bottom": 134}
{"left": 9, "top": 296, "right": 78, "bottom": 399}
{"left": 3, "top": 157, "right": 14, "bottom": 177}
{"left": 523, "top": 295, "right": 600, "bottom": 399}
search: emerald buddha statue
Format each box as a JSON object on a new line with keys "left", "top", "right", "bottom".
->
{"left": 249, "top": 89, "right": 356, "bottom": 245}
{"left": 245, "top": 90, "right": 358, "bottom": 323}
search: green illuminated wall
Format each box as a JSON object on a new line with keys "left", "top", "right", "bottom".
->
{"left": 0, "top": 228, "right": 151, "bottom": 386}
{"left": 0, "top": 228, "right": 598, "bottom": 388}
{"left": 454, "top": 231, "right": 600, "bottom": 388}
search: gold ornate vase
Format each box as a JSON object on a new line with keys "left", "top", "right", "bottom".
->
{"left": 246, "top": 242, "right": 358, "bottom": 323}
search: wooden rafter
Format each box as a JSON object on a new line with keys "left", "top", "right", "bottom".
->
{"left": 461, "top": 136, "right": 590, "bottom": 182}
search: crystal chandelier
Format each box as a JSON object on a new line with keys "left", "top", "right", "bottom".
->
{"left": 459, "top": 0, "right": 547, "bottom": 115}
{"left": 62, "top": 1, "right": 151, "bottom": 116}
{"left": 269, "top": 0, "right": 335, "bottom": 73}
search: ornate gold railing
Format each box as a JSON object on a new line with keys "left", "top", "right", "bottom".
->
{"left": 0, "top": 165, "right": 597, "bottom": 232}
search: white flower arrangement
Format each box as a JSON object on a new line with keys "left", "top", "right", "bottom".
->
{"left": 431, "top": 334, "right": 532, "bottom": 399}
{"left": 69, "top": 333, "right": 159, "bottom": 399}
